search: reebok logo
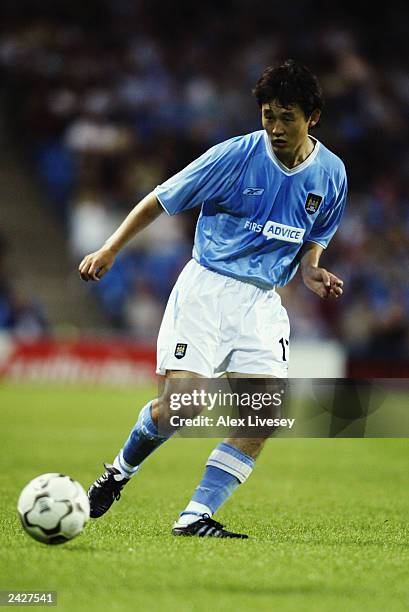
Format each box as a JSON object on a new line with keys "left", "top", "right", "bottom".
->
{"left": 243, "top": 187, "right": 265, "bottom": 196}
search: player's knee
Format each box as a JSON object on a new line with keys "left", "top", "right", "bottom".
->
{"left": 155, "top": 387, "right": 203, "bottom": 421}
{"left": 225, "top": 436, "right": 268, "bottom": 460}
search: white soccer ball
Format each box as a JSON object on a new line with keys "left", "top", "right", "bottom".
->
{"left": 17, "top": 473, "right": 90, "bottom": 545}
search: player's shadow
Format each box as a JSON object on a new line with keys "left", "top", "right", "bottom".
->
{"left": 57, "top": 543, "right": 116, "bottom": 552}
{"left": 172, "top": 583, "right": 354, "bottom": 597}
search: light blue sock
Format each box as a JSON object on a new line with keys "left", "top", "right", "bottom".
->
{"left": 113, "top": 402, "right": 170, "bottom": 478}
{"left": 177, "top": 442, "right": 254, "bottom": 525}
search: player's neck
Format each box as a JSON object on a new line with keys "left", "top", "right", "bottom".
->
{"left": 274, "top": 136, "right": 315, "bottom": 170}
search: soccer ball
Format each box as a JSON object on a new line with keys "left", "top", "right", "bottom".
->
{"left": 17, "top": 473, "right": 90, "bottom": 545}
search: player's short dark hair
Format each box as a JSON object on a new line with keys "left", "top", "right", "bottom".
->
{"left": 253, "top": 59, "right": 324, "bottom": 119}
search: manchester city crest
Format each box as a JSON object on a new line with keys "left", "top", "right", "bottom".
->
{"left": 174, "top": 343, "right": 187, "bottom": 359}
{"left": 305, "top": 193, "right": 323, "bottom": 215}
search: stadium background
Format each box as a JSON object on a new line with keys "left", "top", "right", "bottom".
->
{"left": 1, "top": 0, "right": 409, "bottom": 381}
{"left": 1, "top": 4, "right": 409, "bottom": 612}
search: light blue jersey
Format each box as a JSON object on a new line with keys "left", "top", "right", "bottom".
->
{"left": 154, "top": 130, "right": 347, "bottom": 289}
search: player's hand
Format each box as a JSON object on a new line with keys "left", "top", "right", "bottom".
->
{"left": 78, "top": 247, "right": 116, "bottom": 282}
{"left": 302, "top": 266, "right": 343, "bottom": 299}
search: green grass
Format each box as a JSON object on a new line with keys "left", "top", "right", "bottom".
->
{"left": 1, "top": 383, "right": 409, "bottom": 611}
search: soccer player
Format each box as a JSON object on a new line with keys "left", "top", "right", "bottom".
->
{"left": 79, "top": 60, "right": 347, "bottom": 538}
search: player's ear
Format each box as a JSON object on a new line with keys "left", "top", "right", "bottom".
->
{"left": 308, "top": 109, "right": 321, "bottom": 128}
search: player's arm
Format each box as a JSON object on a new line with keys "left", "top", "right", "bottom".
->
{"left": 78, "top": 191, "right": 163, "bottom": 282}
{"left": 299, "top": 241, "right": 343, "bottom": 299}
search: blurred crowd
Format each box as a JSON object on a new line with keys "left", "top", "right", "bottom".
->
{"left": 0, "top": 234, "right": 48, "bottom": 338}
{"left": 1, "top": 0, "right": 409, "bottom": 358}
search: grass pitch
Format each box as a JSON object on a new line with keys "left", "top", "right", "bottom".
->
{"left": 1, "top": 383, "right": 409, "bottom": 611}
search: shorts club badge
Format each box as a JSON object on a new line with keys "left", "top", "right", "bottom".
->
{"left": 305, "top": 193, "right": 323, "bottom": 215}
{"left": 174, "top": 343, "right": 188, "bottom": 359}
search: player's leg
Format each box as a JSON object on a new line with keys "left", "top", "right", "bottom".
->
{"left": 172, "top": 373, "right": 274, "bottom": 538}
{"left": 88, "top": 258, "right": 218, "bottom": 517}
{"left": 222, "top": 372, "right": 277, "bottom": 460}
{"left": 116, "top": 258, "right": 217, "bottom": 481}
{"left": 114, "top": 369, "right": 205, "bottom": 474}
{"left": 173, "top": 282, "right": 289, "bottom": 538}
{"left": 87, "top": 370, "right": 204, "bottom": 518}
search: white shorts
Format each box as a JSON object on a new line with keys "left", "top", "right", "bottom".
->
{"left": 156, "top": 259, "right": 290, "bottom": 377}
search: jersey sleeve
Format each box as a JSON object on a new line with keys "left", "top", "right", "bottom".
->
{"left": 154, "top": 138, "right": 243, "bottom": 215}
{"left": 308, "top": 168, "right": 348, "bottom": 248}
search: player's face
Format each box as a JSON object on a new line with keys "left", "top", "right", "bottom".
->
{"left": 261, "top": 100, "right": 320, "bottom": 156}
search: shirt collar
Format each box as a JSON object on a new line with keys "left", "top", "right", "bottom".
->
{"left": 263, "top": 131, "right": 320, "bottom": 175}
